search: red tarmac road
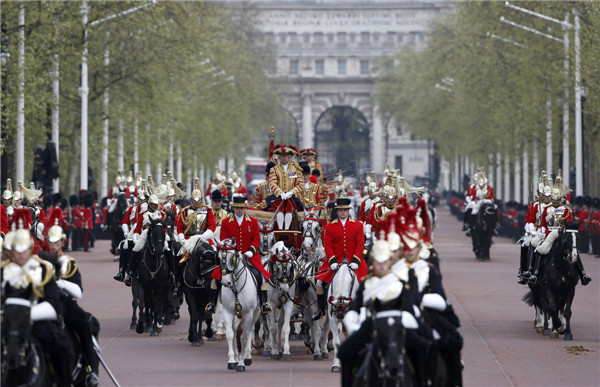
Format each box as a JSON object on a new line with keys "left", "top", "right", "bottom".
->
{"left": 76, "top": 207, "right": 599, "bottom": 386}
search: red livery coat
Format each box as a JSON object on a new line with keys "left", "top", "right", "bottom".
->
{"left": 316, "top": 217, "right": 367, "bottom": 283}
{"left": 211, "top": 214, "right": 271, "bottom": 281}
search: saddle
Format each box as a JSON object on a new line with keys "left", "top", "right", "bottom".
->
{"left": 247, "top": 265, "right": 263, "bottom": 289}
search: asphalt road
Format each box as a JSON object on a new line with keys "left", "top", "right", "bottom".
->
{"left": 76, "top": 207, "right": 599, "bottom": 387}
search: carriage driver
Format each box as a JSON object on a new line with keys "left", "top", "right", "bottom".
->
{"left": 312, "top": 195, "right": 367, "bottom": 321}
{"left": 533, "top": 185, "right": 591, "bottom": 286}
{"left": 205, "top": 196, "right": 273, "bottom": 315}
{"left": 43, "top": 223, "right": 99, "bottom": 387}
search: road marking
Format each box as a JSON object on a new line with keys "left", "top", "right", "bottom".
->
{"left": 449, "top": 291, "right": 516, "bottom": 387}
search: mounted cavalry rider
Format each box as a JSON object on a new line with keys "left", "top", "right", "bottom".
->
{"left": 267, "top": 144, "right": 305, "bottom": 230}
{"left": 2, "top": 209, "right": 74, "bottom": 387}
{"left": 205, "top": 168, "right": 228, "bottom": 206}
{"left": 42, "top": 223, "right": 99, "bottom": 387}
{"left": 518, "top": 171, "right": 552, "bottom": 284}
{"left": 3, "top": 178, "right": 14, "bottom": 218}
{"left": 126, "top": 194, "right": 173, "bottom": 286}
{"left": 176, "top": 178, "right": 216, "bottom": 248}
{"left": 532, "top": 177, "right": 591, "bottom": 286}
{"left": 358, "top": 173, "right": 379, "bottom": 222}
{"left": 312, "top": 194, "right": 367, "bottom": 320}
{"left": 462, "top": 170, "right": 495, "bottom": 236}
{"left": 205, "top": 196, "right": 273, "bottom": 315}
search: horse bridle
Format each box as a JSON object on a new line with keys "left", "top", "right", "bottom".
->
{"left": 183, "top": 246, "right": 217, "bottom": 289}
{"left": 143, "top": 221, "right": 165, "bottom": 279}
{"left": 328, "top": 264, "right": 356, "bottom": 318}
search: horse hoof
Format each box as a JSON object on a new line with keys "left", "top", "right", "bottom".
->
{"left": 558, "top": 325, "right": 567, "bottom": 334}
{"left": 216, "top": 334, "right": 226, "bottom": 340}
{"left": 331, "top": 366, "right": 341, "bottom": 373}
{"left": 192, "top": 340, "right": 203, "bottom": 347}
{"left": 130, "top": 323, "right": 137, "bottom": 330}
{"left": 563, "top": 333, "right": 573, "bottom": 340}
{"left": 262, "top": 350, "right": 271, "bottom": 357}
{"left": 543, "top": 329, "right": 551, "bottom": 336}
{"left": 227, "top": 362, "right": 238, "bottom": 370}
{"left": 289, "top": 333, "right": 297, "bottom": 341}
{"left": 158, "top": 327, "right": 163, "bottom": 333}
{"left": 282, "top": 354, "right": 292, "bottom": 360}
{"left": 271, "top": 353, "right": 282, "bottom": 361}
{"left": 207, "top": 336, "right": 217, "bottom": 342}
{"left": 236, "top": 365, "right": 246, "bottom": 372}
{"left": 163, "top": 319, "right": 171, "bottom": 326}
{"left": 535, "top": 327, "right": 544, "bottom": 334}
{"left": 322, "top": 352, "right": 329, "bottom": 359}
{"left": 298, "top": 333, "right": 305, "bottom": 340}
{"left": 550, "top": 331, "right": 559, "bottom": 339}
{"left": 136, "top": 324, "right": 144, "bottom": 334}
{"left": 150, "top": 330, "right": 159, "bottom": 337}
{"left": 244, "top": 359, "right": 252, "bottom": 366}
{"left": 145, "top": 327, "right": 152, "bottom": 333}
{"left": 313, "top": 354, "right": 323, "bottom": 361}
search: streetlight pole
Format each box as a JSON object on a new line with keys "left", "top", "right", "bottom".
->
{"left": 573, "top": 10, "right": 583, "bottom": 195}
{"left": 80, "top": 1, "right": 89, "bottom": 190}
{"left": 101, "top": 31, "right": 110, "bottom": 198}
{"left": 52, "top": 53, "right": 60, "bottom": 193}
{"left": 562, "top": 13, "right": 570, "bottom": 188}
{"left": 16, "top": 4, "right": 25, "bottom": 183}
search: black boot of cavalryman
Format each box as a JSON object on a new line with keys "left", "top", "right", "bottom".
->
{"left": 205, "top": 281, "right": 221, "bottom": 314}
{"left": 114, "top": 242, "right": 130, "bottom": 282}
{"left": 260, "top": 290, "right": 272, "bottom": 315}
{"left": 462, "top": 209, "right": 472, "bottom": 231}
{"left": 574, "top": 255, "right": 592, "bottom": 286}
{"left": 312, "top": 293, "right": 327, "bottom": 321}
{"left": 518, "top": 245, "right": 528, "bottom": 284}
{"left": 523, "top": 246, "right": 535, "bottom": 280}
{"left": 124, "top": 250, "right": 141, "bottom": 287}
{"left": 528, "top": 253, "right": 543, "bottom": 284}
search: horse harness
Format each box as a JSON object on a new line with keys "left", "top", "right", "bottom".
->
{"left": 268, "top": 251, "right": 299, "bottom": 306}
{"left": 329, "top": 265, "right": 357, "bottom": 318}
{"left": 142, "top": 221, "right": 166, "bottom": 279}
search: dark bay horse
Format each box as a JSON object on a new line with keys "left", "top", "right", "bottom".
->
{"left": 469, "top": 202, "right": 498, "bottom": 261}
{"left": 135, "top": 219, "right": 170, "bottom": 337}
{"left": 182, "top": 240, "right": 218, "bottom": 346}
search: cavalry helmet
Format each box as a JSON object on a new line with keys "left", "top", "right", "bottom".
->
{"left": 47, "top": 225, "right": 67, "bottom": 243}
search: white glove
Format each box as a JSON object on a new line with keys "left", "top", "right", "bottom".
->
{"left": 56, "top": 279, "right": 82, "bottom": 300}
{"left": 244, "top": 251, "right": 253, "bottom": 258}
{"left": 286, "top": 191, "right": 294, "bottom": 198}
{"left": 122, "top": 224, "right": 129, "bottom": 235}
{"left": 31, "top": 301, "right": 57, "bottom": 321}
{"left": 280, "top": 192, "right": 290, "bottom": 200}
{"left": 178, "top": 233, "right": 185, "bottom": 243}
{"left": 133, "top": 233, "right": 139, "bottom": 243}
{"left": 343, "top": 310, "right": 361, "bottom": 335}
{"left": 330, "top": 263, "right": 339, "bottom": 271}
{"left": 35, "top": 223, "right": 45, "bottom": 240}
{"left": 349, "top": 262, "right": 359, "bottom": 270}
{"left": 201, "top": 230, "right": 214, "bottom": 241}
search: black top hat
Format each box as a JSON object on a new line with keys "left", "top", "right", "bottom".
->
{"left": 232, "top": 196, "right": 248, "bottom": 208}
{"left": 311, "top": 169, "right": 321, "bottom": 177}
{"left": 300, "top": 163, "right": 311, "bottom": 175}
{"left": 211, "top": 190, "right": 224, "bottom": 201}
{"left": 335, "top": 196, "right": 352, "bottom": 209}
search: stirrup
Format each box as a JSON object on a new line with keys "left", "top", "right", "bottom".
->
{"left": 261, "top": 302, "right": 272, "bottom": 315}
{"left": 528, "top": 275, "right": 538, "bottom": 284}
{"left": 311, "top": 309, "right": 323, "bottom": 321}
{"left": 124, "top": 274, "right": 132, "bottom": 287}
{"left": 205, "top": 302, "right": 216, "bottom": 314}
{"left": 465, "top": 229, "right": 471, "bottom": 237}
{"left": 113, "top": 271, "right": 124, "bottom": 282}
{"left": 581, "top": 274, "right": 592, "bottom": 286}
{"left": 522, "top": 270, "right": 531, "bottom": 279}
{"left": 517, "top": 276, "right": 527, "bottom": 285}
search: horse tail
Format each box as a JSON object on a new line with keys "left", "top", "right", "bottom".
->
{"left": 522, "top": 291, "right": 536, "bottom": 307}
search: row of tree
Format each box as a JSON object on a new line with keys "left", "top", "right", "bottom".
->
{"left": 1, "top": 1, "right": 280, "bottom": 195}
{"left": 375, "top": 1, "right": 600, "bottom": 196}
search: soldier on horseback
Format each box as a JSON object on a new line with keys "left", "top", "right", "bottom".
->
{"left": 358, "top": 173, "right": 379, "bottom": 222}
{"left": 312, "top": 195, "right": 367, "bottom": 321}
{"left": 42, "top": 223, "right": 99, "bottom": 387}
{"left": 533, "top": 177, "right": 591, "bottom": 286}
{"left": 462, "top": 170, "right": 495, "bottom": 236}
{"left": 205, "top": 196, "right": 273, "bottom": 315}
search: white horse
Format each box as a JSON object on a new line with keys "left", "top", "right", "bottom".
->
{"left": 263, "top": 241, "right": 297, "bottom": 360}
{"left": 323, "top": 263, "right": 358, "bottom": 372}
{"left": 218, "top": 239, "right": 260, "bottom": 372}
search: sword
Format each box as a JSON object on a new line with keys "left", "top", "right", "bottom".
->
{"left": 92, "top": 336, "right": 121, "bottom": 387}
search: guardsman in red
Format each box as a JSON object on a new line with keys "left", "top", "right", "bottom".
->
{"left": 1, "top": 204, "right": 7, "bottom": 237}
{"left": 205, "top": 196, "right": 272, "bottom": 315}
{"left": 358, "top": 178, "right": 380, "bottom": 222}
{"left": 71, "top": 196, "right": 85, "bottom": 251}
{"left": 267, "top": 144, "right": 304, "bottom": 230}
{"left": 231, "top": 171, "right": 248, "bottom": 196}
{"left": 590, "top": 197, "right": 600, "bottom": 257}
{"left": 250, "top": 161, "right": 276, "bottom": 208}
{"left": 312, "top": 194, "right": 366, "bottom": 320}
{"left": 205, "top": 168, "right": 228, "bottom": 205}
{"left": 176, "top": 179, "right": 216, "bottom": 245}
{"left": 534, "top": 180, "right": 591, "bottom": 286}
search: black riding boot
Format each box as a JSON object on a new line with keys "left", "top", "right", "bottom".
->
{"left": 523, "top": 246, "right": 535, "bottom": 279}
{"left": 462, "top": 209, "right": 472, "bottom": 231}
{"left": 574, "top": 255, "right": 592, "bottom": 286}
{"left": 205, "top": 282, "right": 221, "bottom": 314}
{"left": 518, "top": 245, "right": 528, "bottom": 284}
{"left": 125, "top": 250, "right": 141, "bottom": 287}
{"left": 260, "top": 290, "right": 272, "bottom": 315}
{"left": 312, "top": 293, "right": 327, "bottom": 321}
{"left": 528, "top": 253, "right": 543, "bottom": 284}
{"left": 114, "top": 242, "right": 129, "bottom": 282}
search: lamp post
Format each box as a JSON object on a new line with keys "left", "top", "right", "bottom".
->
{"left": 16, "top": 4, "right": 25, "bottom": 183}
{"left": 504, "top": 1, "right": 583, "bottom": 194}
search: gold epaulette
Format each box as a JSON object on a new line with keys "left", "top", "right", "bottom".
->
{"left": 31, "top": 255, "right": 55, "bottom": 298}
{"left": 59, "top": 255, "right": 79, "bottom": 279}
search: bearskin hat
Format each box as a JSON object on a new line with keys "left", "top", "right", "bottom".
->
{"left": 80, "top": 192, "right": 94, "bottom": 208}
{"left": 69, "top": 194, "right": 79, "bottom": 207}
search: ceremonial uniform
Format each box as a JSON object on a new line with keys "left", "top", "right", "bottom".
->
{"left": 205, "top": 183, "right": 228, "bottom": 204}
{"left": 211, "top": 213, "right": 270, "bottom": 281}
{"left": 268, "top": 161, "right": 304, "bottom": 212}
{"left": 301, "top": 180, "right": 326, "bottom": 209}
{"left": 176, "top": 204, "right": 216, "bottom": 241}
{"left": 251, "top": 181, "right": 271, "bottom": 208}
{"left": 1, "top": 204, "right": 7, "bottom": 236}
{"left": 316, "top": 217, "right": 367, "bottom": 283}
{"left": 358, "top": 196, "right": 380, "bottom": 222}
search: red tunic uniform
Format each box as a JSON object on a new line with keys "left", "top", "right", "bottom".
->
{"left": 175, "top": 206, "right": 216, "bottom": 240}
{"left": 211, "top": 214, "right": 271, "bottom": 281}
{"left": 540, "top": 205, "right": 573, "bottom": 236}
{"left": 1, "top": 205, "right": 7, "bottom": 235}
{"left": 316, "top": 217, "right": 367, "bottom": 283}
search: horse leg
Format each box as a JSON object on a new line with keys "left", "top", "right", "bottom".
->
{"left": 131, "top": 285, "right": 139, "bottom": 330}
{"left": 534, "top": 306, "right": 544, "bottom": 333}
{"left": 321, "top": 315, "right": 330, "bottom": 359}
{"left": 330, "top": 314, "right": 341, "bottom": 372}
{"left": 268, "top": 307, "right": 280, "bottom": 359}
{"left": 205, "top": 313, "right": 216, "bottom": 341}
{"left": 135, "top": 284, "right": 145, "bottom": 334}
{"left": 542, "top": 311, "right": 551, "bottom": 336}
{"left": 186, "top": 291, "right": 202, "bottom": 346}
{"left": 562, "top": 289, "right": 575, "bottom": 340}
{"left": 238, "top": 316, "right": 254, "bottom": 371}
{"left": 223, "top": 309, "right": 238, "bottom": 370}
{"left": 214, "top": 302, "right": 226, "bottom": 340}
{"left": 545, "top": 290, "right": 560, "bottom": 338}
{"left": 281, "top": 302, "right": 293, "bottom": 359}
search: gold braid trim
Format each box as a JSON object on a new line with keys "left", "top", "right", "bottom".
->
{"left": 59, "top": 255, "right": 79, "bottom": 279}
{"left": 182, "top": 206, "right": 208, "bottom": 235}
{"left": 0, "top": 257, "right": 55, "bottom": 298}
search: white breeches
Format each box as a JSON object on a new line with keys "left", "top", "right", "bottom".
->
{"left": 470, "top": 199, "right": 492, "bottom": 215}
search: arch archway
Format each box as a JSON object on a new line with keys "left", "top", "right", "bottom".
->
{"left": 314, "top": 106, "right": 370, "bottom": 179}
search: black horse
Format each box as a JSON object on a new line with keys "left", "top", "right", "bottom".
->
{"left": 523, "top": 225, "right": 579, "bottom": 340}
{"left": 1, "top": 284, "right": 52, "bottom": 387}
{"left": 469, "top": 202, "right": 498, "bottom": 261}
{"left": 135, "top": 219, "right": 170, "bottom": 337}
{"left": 182, "top": 240, "right": 218, "bottom": 346}
{"left": 108, "top": 193, "right": 129, "bottom": 255}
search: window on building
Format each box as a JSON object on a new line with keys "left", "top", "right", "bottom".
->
{"left": 337, "top": 32, "right": 347, "bottom": 43}
{"left": 315, "top": 60, "right": 324, "bottom": 75}
{"left": 289, "top": 59, "right": 299, "bottom": 75}
{"left": 314, "top": 32, "right": 324, "bottom": 43}
{"left": 338, "top": 59, "right": 347, "bottom": 76}
{"left": 289, "top": 32, "right": 299, "bottom": 43}
{"left": 360, "top": 32, "right": 370, "bottom": 43}
{"left": 360, "top": 60, "right": 369, "bottom": 75}
{"left": 327, "top": 33, "right": 334, "bottom": 43}
{"left": 279, "top": 33, "right": 287, "bottom": 43}
{"left": 303, "top": 33, "right": 311, "bottom": 43}
{"left": 395, "top": 156, "right": 403, "bottom": 174}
